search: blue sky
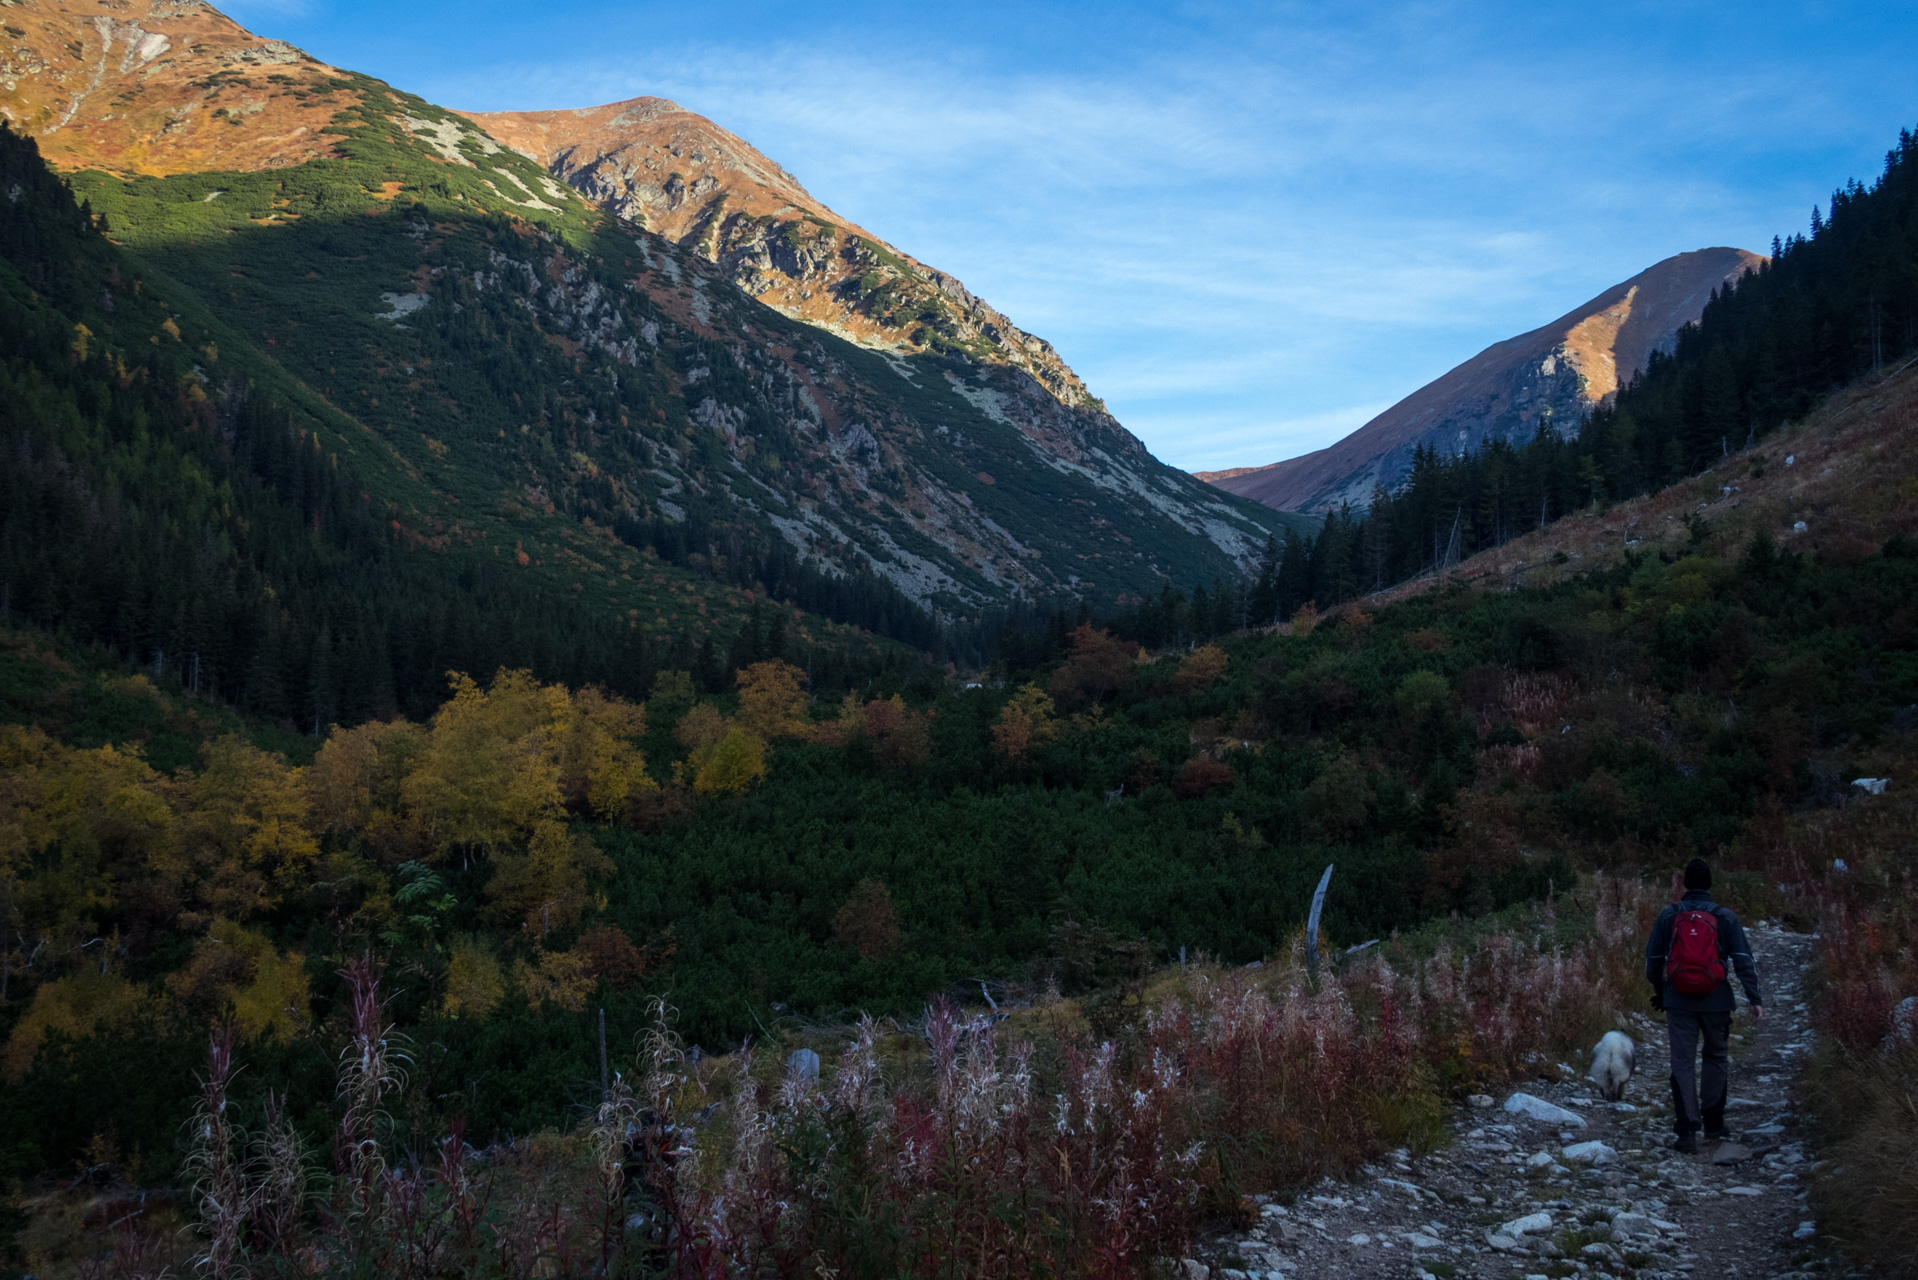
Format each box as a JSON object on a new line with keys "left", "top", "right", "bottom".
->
{"left": 230, "top": 0, "right": 1918, "bottom": 472}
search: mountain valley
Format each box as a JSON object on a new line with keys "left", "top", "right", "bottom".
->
{"left": 2, "top": 4, "right": 1917, "bottom": 1277}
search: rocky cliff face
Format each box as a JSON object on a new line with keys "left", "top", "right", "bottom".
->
{"left": 1199, "top": 247, "right": 1767, "bottom": 514}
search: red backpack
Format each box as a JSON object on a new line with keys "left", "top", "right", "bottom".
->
{"left": 1666, "top": 907, "right": 1726, "bottom": 997}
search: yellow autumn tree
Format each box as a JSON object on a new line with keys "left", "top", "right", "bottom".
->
{"left": 404, "top": 670, "right": 568, "bottom": 859}
{"left": 693, "top": 726, "right": 767, "bottom": 795}
{"left": 1174, "top": 644, "right": 1230, "bottom": 693}
{"left": 306, "top": 718, "right": 428, "bottom": 858}
{"left": 1, "top": 725, "right": 174, "bottom": 944}
{"left": 164, "top": 919, "right": 310, "bottom": 1042}
{"left": 443, "top": 936, "right": 507, "bottom": 1019}
{"left": 482, "top": 820, "right": 614, "bottom": 935}
{"left": 167, "top": 736, "right": 318, "bottom": 920}
{"left": 513, "top": 947, "right": 593, "bottom": 1012}
{"left": 557, "top": 686, "right": 654, "bottom": 818}
{"left": 4, "top": 968, "right": 148, "bottom": 1081}
{"left": 673, "top": 703, "right": 727, "bottom": 757}
{"left": 990, "top": 684, "right": 1059, "bottom": 761}
{"left": 734, "top": 660, "right": 810, "bottom": 740}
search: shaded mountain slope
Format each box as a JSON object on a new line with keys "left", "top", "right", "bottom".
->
{"left": 1201, "top": 247, "right": 1764, "bottom": 514}
{"left": 4, "top": 0, "right": 1301, "bottom": 648}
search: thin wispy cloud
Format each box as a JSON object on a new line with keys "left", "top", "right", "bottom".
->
{"left": 265, "top": 1, "right": 1918, "bottom": 471}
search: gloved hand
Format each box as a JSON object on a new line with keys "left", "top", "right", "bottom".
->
{"left": 1650, "top": 991, "right": 1665, "bottom": 1012}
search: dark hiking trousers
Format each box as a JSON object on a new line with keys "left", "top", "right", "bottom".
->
{"left": 1667, "top": 1008, "right": 1732, "bottom": 1135}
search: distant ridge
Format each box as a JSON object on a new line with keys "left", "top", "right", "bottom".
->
{"left": 1198, "top": 247, "right": 1766, "bottom": 513}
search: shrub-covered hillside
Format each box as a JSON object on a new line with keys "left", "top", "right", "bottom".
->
{"left": 5, "top": 496, "right": 1914, "bottom": 1182}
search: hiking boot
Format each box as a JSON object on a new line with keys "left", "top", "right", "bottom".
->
{"left": 1703, "top": 1127, "right": 1731, "bottom": 1142}
{"left": 1673, "top": 1132, "right": 1699, "bottom": 1155}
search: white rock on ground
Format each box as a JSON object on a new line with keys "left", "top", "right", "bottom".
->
{"left": 1504, "top": 1092, "right": 1587, "bottom": 1126}
{"left": 1561, "top": 1140, "right": 1615, "bottom": 1164}
{"left": 1499, "top": 1211, "right": 1554, "bottom": 1236}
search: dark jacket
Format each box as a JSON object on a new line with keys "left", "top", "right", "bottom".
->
{"left": 1646, "top": 891, "right": 1763, "bottom": 1013}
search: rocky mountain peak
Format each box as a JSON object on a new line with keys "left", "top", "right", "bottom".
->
{"left": 458, "top": 97, "right": 1104, "bottom": 418}
{"left": 1198, "top": 247, "right": 1766, "bottom": 514}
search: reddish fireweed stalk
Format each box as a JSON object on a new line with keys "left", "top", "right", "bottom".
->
{"left": 187, "top": 883, "right": 1654, "bottom": 1276}
{"left": 334, "top": 953, "right": 409, "bottom": 1233}
{"left": 184, "top": 1021, "right": 249, "bottom": 1278}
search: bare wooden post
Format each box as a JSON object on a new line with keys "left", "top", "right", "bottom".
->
{"left": 598, "top": 1007, "right": 608, "bottom": 1096}
{"left": 1306, "top": 863, "right": 1335, "bottom": 981}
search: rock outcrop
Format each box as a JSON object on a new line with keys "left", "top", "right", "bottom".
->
{"left": 1199, "top": 248, "right": 1766, "bottom": 514}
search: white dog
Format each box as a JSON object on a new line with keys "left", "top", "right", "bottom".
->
{"left": 1590, "top": 1030, "right": 1636, "bottom": 1102}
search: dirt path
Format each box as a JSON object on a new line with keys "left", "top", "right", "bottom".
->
{"left": 1183, "top": 923, "right": 1831, "bottom": 1280}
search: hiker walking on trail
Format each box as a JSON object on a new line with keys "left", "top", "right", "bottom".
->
{"left": 1647, "top": 858, "right": 1764, "bottom": 1154}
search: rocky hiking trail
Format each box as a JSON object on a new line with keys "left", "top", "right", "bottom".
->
{"left": 1183, "top": 924, "right": 1844, "bottom": 1280}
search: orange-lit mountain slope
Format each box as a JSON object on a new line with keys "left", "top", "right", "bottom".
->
{"left": 1200, "top": 247, "right": 1765, "bottom": 514}
{"left": 459, "top": 98, "right": 1104, "bottom": 415}
{"left": 0, "top": 0, "right": 364, "bottom": 176}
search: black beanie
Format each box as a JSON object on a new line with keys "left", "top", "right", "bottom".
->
{"left": 1684, "top": 858, "right": 1712, "bottom": 891}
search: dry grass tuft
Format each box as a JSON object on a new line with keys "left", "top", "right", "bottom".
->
{"left": 1805, "top": 1044, "right": 1918, "bottom": 1278}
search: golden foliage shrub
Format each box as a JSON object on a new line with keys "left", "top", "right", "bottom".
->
{"left": 673, "top": 704, "right": 727, "bottom": 756}
{"left": 483, "top": 821, "right": 614, "bottom": 934}
{"left": 401, "top": 670, "right": 654, "bottom": 856}
{"left": 164, "top": 919, "right": 309, "bottom": 1042}
{"left": 1173, "top": 644, "right": 1230, "bottom": 693}
{"left": 404, "top": 671, "right": 569, "bottom": 857}
{"left": 733, "top": 660, "right": 810, "bottom": 741}
{"left": 513, "top": 947, "right": 592, "bottom": 1012}
{"left": 4, "top": 968, "right": 148, "bottom": 1080}
{"left": 990, "top": 684, "right": 1058, "bottom": 761}
{"left": 306, "top": 719, "right": 428, "bottom": 858}
{"left": 693, "top": 727, "right": 767, "bottom": 796}
{"left": 443, "top": 936, "right": 507, "bottom": 1020}
{"left": 558, "top": 686, "right": 653, "bottom": 818}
